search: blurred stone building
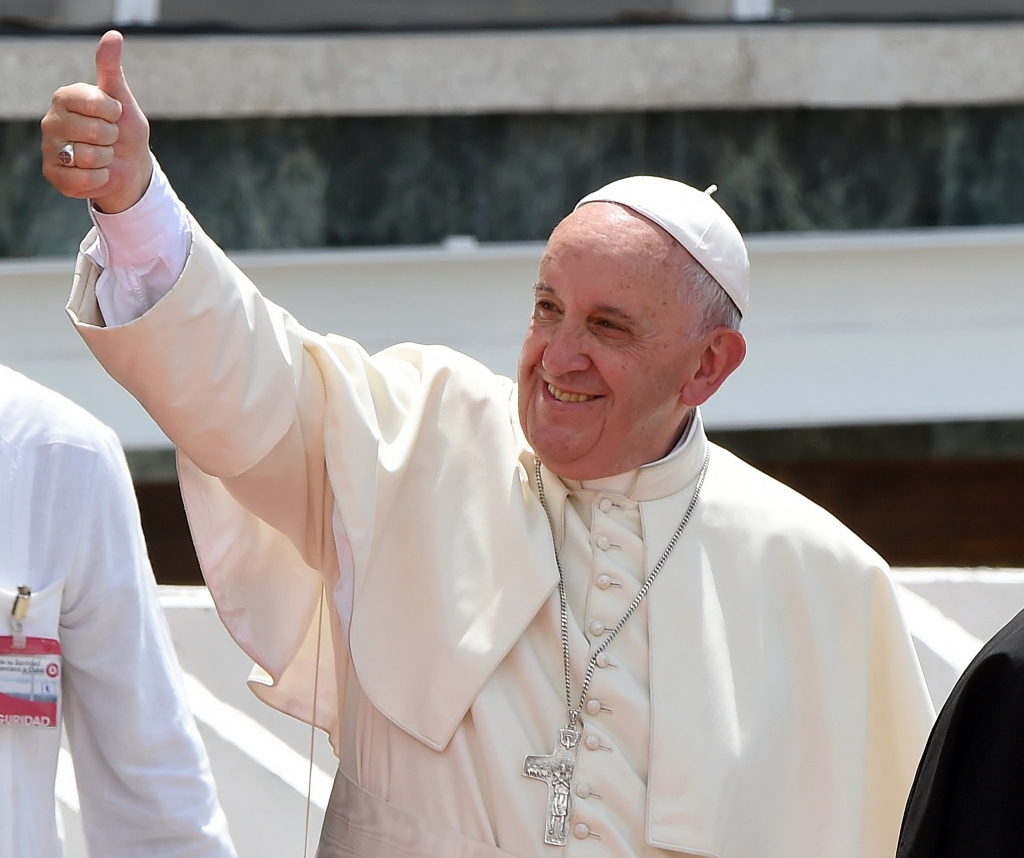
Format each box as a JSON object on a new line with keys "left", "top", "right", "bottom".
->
{"left": 3, "top": 0, "right": 1024, "bottom": 579}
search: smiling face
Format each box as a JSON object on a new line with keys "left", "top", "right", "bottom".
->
{"left": 517, "top": 203, "right": 744, "bottom": 481}
{"left": 517, "top": 204, "right": 700, "bottom": 480}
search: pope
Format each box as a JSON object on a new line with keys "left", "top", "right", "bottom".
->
{"left": 42, "top": 30, "right": 934, "bottom": 858}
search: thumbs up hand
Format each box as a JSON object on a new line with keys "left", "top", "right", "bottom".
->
{"left": 41, "top": 31, "right": 153, "bottom": 213}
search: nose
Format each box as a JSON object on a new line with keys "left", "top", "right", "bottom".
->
{"left": 541, "top": 326, "right": 590, "bottom": 377}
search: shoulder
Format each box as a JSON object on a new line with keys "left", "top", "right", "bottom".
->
{"left": 375, "top": 343, "right": 511, "bottom": 389}
{"left": 702, "top": 443, "right": 886, "bottom": 573}
{"left": 946, "top": 608, "right": 1024, "bottom": 702}
{"left": 922, "top": 608, "right": 1024, "bottom": 757}
{"left": 367, "top": 342, "right": 517, "bottom": 421}
{"left": 898, "top": 608, "right": 1024, "bottom": 855}
{"left": 0, "top": 366, "right": 122, "bottom": 464}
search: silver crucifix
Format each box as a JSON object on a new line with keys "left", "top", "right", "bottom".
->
{"left": 523, "top": 726, "right": 581, "bottom": 846}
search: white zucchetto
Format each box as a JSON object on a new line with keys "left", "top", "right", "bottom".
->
{"left": 576, "top": 176, "right": 750, "bottom": 317}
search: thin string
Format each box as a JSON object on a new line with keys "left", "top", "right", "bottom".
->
{"left": 302, "top": 589, "right": 326, "bottom": 858}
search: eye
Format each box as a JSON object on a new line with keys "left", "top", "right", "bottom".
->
{"left": 533, "top": 299, "right": 561, "bottom": 319}
{"left": 592, "top": 317, "right": 628, "bottom": 336}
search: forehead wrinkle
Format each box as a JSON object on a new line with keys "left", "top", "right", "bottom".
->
{"left": 550, "top": 206, "right": 686, "bottom": 292}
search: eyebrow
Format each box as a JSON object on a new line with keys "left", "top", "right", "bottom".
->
{"left": 533, "top": 282, "right": 639, "bottom": 327}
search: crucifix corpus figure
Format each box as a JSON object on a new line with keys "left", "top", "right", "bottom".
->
{"left": 524, "top": 727, "right": 581, "bottom": 845}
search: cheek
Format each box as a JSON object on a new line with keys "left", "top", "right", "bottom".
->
{"left": 612, "top": 355, "right": 686, "bottom": 419}
{"left": 596, "top": 353, "right": 638, "bottom": 398}
{"left": 518, "top": 330, "right": 545, "bottom": 379}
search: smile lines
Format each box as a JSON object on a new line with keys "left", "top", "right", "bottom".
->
{"left": 547, "top": 383, "right": 598, "bottom": 403}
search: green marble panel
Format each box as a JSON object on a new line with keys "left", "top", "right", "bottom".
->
{"left": 0, "top": 122, "right": 92, "bottom": 258}
{"left": 10, "top": 105, "right": 1024, "bottom": 256}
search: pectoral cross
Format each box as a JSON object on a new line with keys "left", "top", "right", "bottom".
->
{"left": 523, "top": 726, "right": 580, "bottom": 846}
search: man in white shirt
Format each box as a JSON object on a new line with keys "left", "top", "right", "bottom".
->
{"left": 40, "top": 31, "right": 935, "bottom": 858}
{"left": 0, "top": 365, "right": 237, "bottom": 858}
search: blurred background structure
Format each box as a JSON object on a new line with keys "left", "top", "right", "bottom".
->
{"left": 4, "top": 0, "right": 1024, "bottom": 576}
{"left": 9, "top": 0, "right": 1024, "bottom": 28}
{"left": 3, "top": 3, "right": 1024, "bottom": 852}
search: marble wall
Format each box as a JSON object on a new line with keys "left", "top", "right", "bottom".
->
{"left": 10, "top": 105, "right": 1024, "bottom": 257}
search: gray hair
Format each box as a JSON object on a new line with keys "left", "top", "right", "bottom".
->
{"left": 682, "top": 257, "right": 742, "bottom": 337}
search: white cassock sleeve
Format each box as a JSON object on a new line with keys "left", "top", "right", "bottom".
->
{"left": 57, "top": 425, "right": 237, "bottom": 858}
{"left": 66, "top": 210, "right": 547, "bottom": 753}
{"left": 85, "top": 156, "right": 192, "bottom": 327}
{"left": 69, "top": 208, "right": 355, "bottom": 747}
{"left": 72, "top": 163, "right": 351, "bottom": 738}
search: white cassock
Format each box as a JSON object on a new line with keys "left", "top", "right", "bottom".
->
{"left": 0, "top": 366, "right": 235, "bottom": 858}
{"left": 67, "top": 199, "right": 934, "bottom": 858}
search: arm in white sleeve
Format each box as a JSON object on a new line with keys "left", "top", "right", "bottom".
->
{"left": 84, "top": 155, "right": 192, "bottom": 327}
{"left": 59, "top": 426, "right": 237, "bottom": 858}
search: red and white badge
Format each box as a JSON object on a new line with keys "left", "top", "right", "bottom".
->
{"left": 0, "top": 636, "right": 61, "bottom": 729}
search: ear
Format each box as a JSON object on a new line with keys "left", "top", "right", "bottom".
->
{"left": 679, "top": 329, "right": 747, "bottom": 407}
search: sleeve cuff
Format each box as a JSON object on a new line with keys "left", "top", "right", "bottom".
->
{"left": 87, "top": 154, "right": 191, "bottom": 278}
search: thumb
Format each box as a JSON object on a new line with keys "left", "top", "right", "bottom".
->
{"left": 94, "top": 30, "right": 135, "bottom": 106}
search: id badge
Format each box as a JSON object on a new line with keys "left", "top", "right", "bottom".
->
{"left": 0, "top": 636, "right": 61, "bottom": 729}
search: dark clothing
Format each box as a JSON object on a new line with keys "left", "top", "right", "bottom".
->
{"left": 898, "top": 608, "right": 1024, "bottom": 857}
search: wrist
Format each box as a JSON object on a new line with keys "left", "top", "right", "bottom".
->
{"left": 92, "top": 161, "right": 154, "bottom": 215}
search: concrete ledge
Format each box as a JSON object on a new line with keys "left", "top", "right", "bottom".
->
{"left": 6, "top": 22, "right": 1024, "bottom": 120}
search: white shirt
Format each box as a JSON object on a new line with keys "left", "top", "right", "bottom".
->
{"left": 0, "top": 366, "right": 236, "bottom": 858}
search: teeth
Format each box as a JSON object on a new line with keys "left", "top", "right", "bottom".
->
{"left": 547, "top": 383, "right": 597, "bottom": 403}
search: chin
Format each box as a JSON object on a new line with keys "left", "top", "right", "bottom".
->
{"left": 530, "top": 442, "right": 576, "bottom": 477}
{"left": 534, "top": 450, "right": 600, "bottom": 482}
{"left": 524, "top": 414, "right": 606, "bottom": 479}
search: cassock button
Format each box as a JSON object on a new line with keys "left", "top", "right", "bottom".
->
{"left": 576, "top": 783, "right": 592, "bottom": 798}
{"left": 595, "top": 535, "right": 611, "bottom": 551}
{"left": 596, "top": 574, "right": 612, "bottom": 590}
{"left": 598, "top": 498, "right": 613, "bottom": 513}
{"left": 573, "top": 823, "right": 591, "bottom": 840}
{"left": 589, "top": 620, "right": 606, "bottom": 636}
{"left": 584, "top": 734, "right": 601, "bottom": 751}
{"left": 595, "top": 652, "right": 610, "bottom": 668}
{"left": 585, "top": 698, "right": 601, "bottom": 715}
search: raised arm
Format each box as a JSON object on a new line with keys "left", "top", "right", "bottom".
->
{"left": 43, "top": 31, "right": 190, "bottom": 326}
{"left": 41, "top": 32, "right": 354, "bottom": 732}
{"left": 41, "top": 34, "right": 528, "bottom": 745}
{"left": 41, "top": 31, "right": 336, "bottom": 573}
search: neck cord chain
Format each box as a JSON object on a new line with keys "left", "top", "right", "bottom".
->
{"left": 533, "top": 449, "right": 711, "bottom": 730}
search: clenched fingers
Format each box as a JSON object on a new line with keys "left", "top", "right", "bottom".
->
{"left": 41, "top": 143, "right": 114, "bottom": 198}
{"left": 49, "top": 83, "right": 122, "bottom": 125}
{"left": 47, "top": 163, "right": 112, "bottom": 200}
{"left": 62, "top": 142, "right": 115, "bottom": 171}
{"left": 41, "top": 85, "right": 121, "bottom": 195}
{"left": 42, "top": 90, "right": 120, "bottom": 152}
{"left": 50, "top": 108, "right": 118, "bottom": 145}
